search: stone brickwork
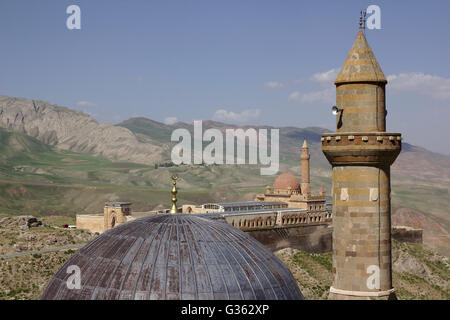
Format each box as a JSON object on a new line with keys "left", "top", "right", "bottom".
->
{"left": 301, "top": 140, "right": 311, "bottom": 193}
{"left": 246, "top": 224, "right": 332, "bottom": 253}
{"left": 75, "top": 214, "right": 104, "bottom": 234}
{"left": 336, "top": 83, "right": 386, "bottom": 132}
{"left": 322, "top": 30, "right": 401, "bottom": 300}
{"left": 181, "top": 204, "right": 204, "bottom": 214}
{"left": 76, "top": 202, "right": 133, "bottom": 233}
{"left": 103, "top": 202, "right": 131, "bottom": 231}
{"left": 330, "top": 165, "right": 393, "bottom": 296}
{"left": 224, "top": 209, "right": 332, "bottom": 230}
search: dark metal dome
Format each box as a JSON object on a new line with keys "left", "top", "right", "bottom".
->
{"left": 41, "top": 214, "right": 304, "bottom": 300}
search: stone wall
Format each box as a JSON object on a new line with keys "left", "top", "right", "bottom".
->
{"left": 76, "top": 214, "right": 104, "bottom": 233}
{"left": 76, "top": 214, "right": 136, "bottom": 233}
{"left": 245, "top": 224, "right": 333, "bottom": 253}
{"left": 392, "top": 226, "right": 423, "bottom": 243}
{"left": 223, "top": 210, "right": 331, "bottom": 230}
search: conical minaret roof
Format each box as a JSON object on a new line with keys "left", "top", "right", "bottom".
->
{"left": 302, "top": 140, "right": 308, "bottom": 149}
{"left": 335, "top": 30, "right": 387, "bottom": 85}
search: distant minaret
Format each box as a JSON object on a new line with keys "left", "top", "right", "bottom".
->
{"left": 300, "top": 140, "right": 311, "bottom": 195}
{"left": 322, "top": 21, "right": 401, "bottom": 299}
{"left": 169, "top": 175, "right": 179, "bottom": 214}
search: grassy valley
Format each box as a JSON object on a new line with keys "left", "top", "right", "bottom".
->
{"left": 0, "top": 115, "right": 448, "bottom": 255}
{"left": 0, "top": 121, "right": 448, "bottom": 300}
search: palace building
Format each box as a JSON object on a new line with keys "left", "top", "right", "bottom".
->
{"left": 75, "top": 139, "right": 330, "bottom": 240}
{"left": 46, "top": 139, "right": 328, "bottom": 300}
{"left": 255, "top": 140, "right": 326, "bottom": 212}
{"left": 47, "top": 15, "right": 403, "bottom": 301}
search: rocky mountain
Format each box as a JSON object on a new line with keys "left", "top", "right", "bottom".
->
{"left": 118, "top": 117, "right": 450, "bottom": 255}
{"left": 0, "top": 95, "right": 448, "bottom": 254}
{"left": 119, "top": 116, "right": 450, "bottom": 182}
{"left": 0, "top": 95, "right": 165, "bottom": 165}
{"left": 3, "top": 94, "right": 448, "bottom": 184}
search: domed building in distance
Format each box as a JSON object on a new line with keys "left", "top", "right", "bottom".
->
{"left": 41, "top": 214, "right": 304, "bottom": 300}
{"left": 255, "top": 140, "right": 327, "bottom": 212}
{"left": 273, "top": 172, "right": 301, "bottom": 193}
{"left": 75, "top": 140, "right": 332, "bottom": 255}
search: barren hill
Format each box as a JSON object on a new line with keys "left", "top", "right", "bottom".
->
{"left": 118, "top": 116, "right": 450, "bottom": 182}
{"left": 0, "top": 95, "right": 448, "bottom": 254}
{"left": 0, "top": 95, "right": 164, "bottom": 165}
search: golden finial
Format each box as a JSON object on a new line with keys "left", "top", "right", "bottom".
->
{"left": 169, "top": 175, "right": 179, "bottom": 214}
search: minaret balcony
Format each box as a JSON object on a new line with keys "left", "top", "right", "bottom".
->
{"left": 321, "top": 132, "right": 401, "bottom": 165}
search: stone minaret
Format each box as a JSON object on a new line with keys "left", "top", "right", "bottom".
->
{"left": 300, "top": 140, "right": 311, "bottom": 194}
{"left": 322, "top": 29, "right": 401, "bottom": 300}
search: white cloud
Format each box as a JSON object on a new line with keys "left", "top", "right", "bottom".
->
{"left": 387, "top": 72, "right": 450, "bottom": 100}
{"left": 164, "top": 117, "right": 178, "bottom": 125}
{"left": 76, "top": 101, "right": 98, "bottom": 107}
{"left": 288, "top": 87, "right": 334, "bottom": 104}
{"left": 212, "top": 109, "right": 261, "bottom": 124}
{"left": 288, "top": 92, "right": 301, "bottom": 101}
{"left": 287, "top": 68, "right": 337, "bottom": 104}
{"left": 264, "top": 81, "right": 284, "bottom": 88}
{"left": 311, "top": 68, "right": 339, "bottom": 84}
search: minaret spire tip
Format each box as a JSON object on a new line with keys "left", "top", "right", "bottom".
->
{"left": 359, "top": 11, "right": 362, "bottom": 30}
{"left": 359, "top": 10, "right": 367, "bottom": 31}
{"left": 302, "top": 139, "right": 308, "bottom": 149}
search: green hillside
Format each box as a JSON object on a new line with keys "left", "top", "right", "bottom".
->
{"left": 0, "top": 128, "right": 279, "bottom": 215}
{"left": 118, "top": 117, "right": 174, "bottom": 145}
{"left": 117, "top": 118, "right": 450, "bottom": 255}
{"left": 0, "top": 119, "right": 448, "bottom": 255}
{"left": 275, "top": 240, "right": 449, "bottom": 300}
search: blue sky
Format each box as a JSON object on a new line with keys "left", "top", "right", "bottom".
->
{"left": 0, "top": 1, "right": 449, "bottom": 154}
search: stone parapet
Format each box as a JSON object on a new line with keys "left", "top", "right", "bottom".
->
{"left": 322, "top": 132, "right": 401, "bottom": 165}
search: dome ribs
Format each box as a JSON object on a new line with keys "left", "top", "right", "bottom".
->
{"left": 41, "top": 215, "right": 304, "bottom": 300}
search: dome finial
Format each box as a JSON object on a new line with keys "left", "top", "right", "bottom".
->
{"left": 169, "top": 175, "right": 179, "bottom": 213}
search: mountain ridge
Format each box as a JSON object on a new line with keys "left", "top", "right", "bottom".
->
{"left": 0, "top": 94, "right": 448, "bottom": 254}
{"left": 0, "top": 95, "right": 165, "bottom": 165}
{"left": 1, "top": 94, "right": 449, "bottom": 188}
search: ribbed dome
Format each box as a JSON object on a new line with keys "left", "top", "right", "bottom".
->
{"left": 273, "top": 172, "right": 301, "bottom": 191}
{"left": 335, "top": 30, "right": 387, "bottom": 85}
{"left": 41, "top": 214, "right": 304, "bottom": 300}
